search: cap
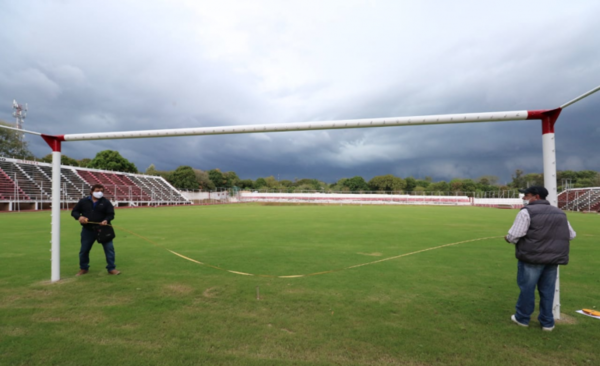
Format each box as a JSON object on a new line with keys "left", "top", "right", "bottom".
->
{"left": 519, "top": 186, "right": 548, "bottom": 199}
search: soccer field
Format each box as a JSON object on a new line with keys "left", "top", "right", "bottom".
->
{"left": 1, "top": 204, "right": 598, "bottom": 366}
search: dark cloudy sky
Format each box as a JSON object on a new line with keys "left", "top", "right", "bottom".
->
{"left": 1, "top": 1, "right": 599, "bottom": 184}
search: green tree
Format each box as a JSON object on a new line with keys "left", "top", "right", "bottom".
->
{"left": 510, "top": 169, "right": 526, "bottom": 189}
{"left": 415, "top": 179, "right": 430, "bottom": 188}
{"left": 146, "top": 164, "right": 158, "bottom": 175}
{"left": 145, "top": 164, "right": 171, "bottom": 180}
{"left": 461, "top": 179, "right": 477, "bottom": 193}
{"left": 208, "top": 169, "right": 226, "bottom": 188}
{"left": 238, "top": 179, "right": 254, "bottom": 189}
{"left": 523, "top": 173, "right": 544, "bottom": 187}
{"left": 477, "top": 175, "right": 499, "bottom": 186}
{"left": 294, "top": 178, "right": 324, "bottom": 190}
{"left": 449, "top": 179, "right": 463, "bottom": 193}
{"left": 194, "top": 169, "right": 215, "bottom": 190}
{"left": 223, "top": 171, "right": 240, "bottom": 188}
{"left": 426, "top": 181, "right": 449, "bottom": 194}
{"left": 280, "top": 179, "right": 293, "bottom": 187}
{"left": 368, "top": 174, "right": 406, "bottom": 192}
{"left": 254, "top": 177, "right": 267, "bottom": 189}
{"left": 78, "top": 158, "right": 91, "bottom": 167}
{"left": 330, "top": 178, "right": 349, "bottom": 192}
{"left": 343, "top": 176, "right": 370, "bottom": 192}
{"left": 169, "top": 166, "right": 199, "bottom": 190}
{"left": 413, "top": 186, "right": 426, "bottom": 193}
{"left": 575, "top": 170, "right": 598, "bottom": 180}
{"left": 405, "top": 177, "right": 417, "bottom": 192}
{"left": 0, "top": 121, "right": 34, "bottom": 159}
{"left": 40, "top": 153, "right": 79, "bottom": 167}
{"left": 87, "top": 150, "right": 137, "bottom": 173}
{"left": 264, "top": 176, "right": 278, "bottom": 188}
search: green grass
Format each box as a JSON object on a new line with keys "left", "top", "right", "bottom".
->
{"left": 1, "top": 204, "right": 599, "bottom": 366}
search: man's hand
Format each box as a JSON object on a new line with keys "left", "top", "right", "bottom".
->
{"left": 100, "top": 220, "right": 108, "bottom": 226}
{"left": 504, "top": 235, "right": 511, "bottom": 243}
{"left": 78, "top": 216, "right": 89, "bottom": 224}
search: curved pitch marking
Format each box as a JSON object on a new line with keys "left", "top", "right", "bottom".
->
{"left": 102, "top": 222, "right": 501, "bottom": 278}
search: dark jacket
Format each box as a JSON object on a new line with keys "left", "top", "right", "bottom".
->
{"left": 516, "top": 199, "right": 570, "bottom": 265}
{"left": 71, "top": 196, "right": 115, "bottom": 231}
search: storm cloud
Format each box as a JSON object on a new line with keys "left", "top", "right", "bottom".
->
{"left": 1, "top": 0, "right": 599, "bottom": 184}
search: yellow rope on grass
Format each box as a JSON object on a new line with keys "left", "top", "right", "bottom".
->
{"left": 88, "top": 222, "right": 502, "bottom": 278}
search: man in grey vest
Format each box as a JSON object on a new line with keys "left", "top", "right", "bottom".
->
{"left": 504, "top": 186, "right": 576, "bottom": 331}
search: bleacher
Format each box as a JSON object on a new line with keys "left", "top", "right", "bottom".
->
{"left": 56, "top": 167, "right": 90, "bottom": 200}
{"left": 240, "top": 192, "right": 472, "bottom": 205}
{"left": 114, "top": 173, "right": 151, "bottom": 201}
{"left": 0, "top": 166, "right": 30, "bottom": 200}
{"left": 558, "top": 188, "right": 600, "bottom": 212}
{"left": 0, "top": 157, "right": 190, "bottom": 210}
{"left": 0, "top": 160, "right": 48, "bottom": 200}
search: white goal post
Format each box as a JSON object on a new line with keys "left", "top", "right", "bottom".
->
{"left": 3, "top": 84, "right": 599, "bottom": 319}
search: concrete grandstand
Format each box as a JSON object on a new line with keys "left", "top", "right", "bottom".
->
{"left": 0, "top": 157, "right": 189, "bottom": 211}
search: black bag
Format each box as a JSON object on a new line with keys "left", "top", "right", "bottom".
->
{"left": 96, "top": 225, "right": 116, "bottom": 244}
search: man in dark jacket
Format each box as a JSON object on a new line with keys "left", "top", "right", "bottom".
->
{"left": 504, "top": 186, "right": 575, "bottom": 331}
{"left": 71, "top": 184, "right": 121, "bottom": 276}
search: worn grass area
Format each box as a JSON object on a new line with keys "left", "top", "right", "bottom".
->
{"left": 1, "top": 204, "right": 598, "bottom": 365}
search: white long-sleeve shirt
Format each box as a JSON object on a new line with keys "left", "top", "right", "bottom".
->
{"left": 506, "top": 209, "right": 576, "bottom": 244}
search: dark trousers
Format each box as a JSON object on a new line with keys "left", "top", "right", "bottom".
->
{"left": 79, "top": 228, "right": 116, "bottom": 271}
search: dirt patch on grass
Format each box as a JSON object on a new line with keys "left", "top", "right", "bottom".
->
{"left": 0, "top": 294, "right": 22, "bottom": 308}
{"left": 82, "top": 334, "right": 163, "bottom": 350}
{"left": 365, "top": 294, "right": 392, "bottom": 303}
{"left": 96, "top": 296, "right": 134, "bottom": 307}
{"left": 32, "top": 311, "right": 107, "bottom": 325}
{"left": 34, "top": 277, "right": 77, "bottom": 286}
{"left": 115, "top": 323, "right": 139, "bottom": 330}
{"left": 163, "top": 283, "right": 194, "bottom": 295}
{"left": 0, "top": 327, "right": 28, "bottom": 336}
{"left": 202, "top": 286, "right": 219, "bottom": 298}
{"left": 357, "top": 252, "right": 383, "bottom": 256}
{"left": 0, "top": 288, "right": 60, "bottom": 308}
{"left": 556, "top": 313, "right": 578, "bottom": 325}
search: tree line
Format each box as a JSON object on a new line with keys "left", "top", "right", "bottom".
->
{"left": 2, "top": 121, "right": 599, "bottom": 194}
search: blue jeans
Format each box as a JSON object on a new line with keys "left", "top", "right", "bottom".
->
{"left": 79, "top": 228, "right": 116, "bottom": 271}
{"left": 515, "top": 261, "right": 557, "bottom": 328}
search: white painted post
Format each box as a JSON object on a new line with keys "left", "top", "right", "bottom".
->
{"left": 542, "top": 132, "right": 560, "bottom": 319}
{"left": 51, "top": 151, "right": 62, "bottom": 282}
{"left": 542, "top": 133, "right": 558, "bottom": 207}
{"left": 541, "top": 110, "right": 561, "bottom": 320}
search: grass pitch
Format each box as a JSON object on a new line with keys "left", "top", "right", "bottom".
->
{"left": 1, "top": 204, "right": 599, "bottom": 365}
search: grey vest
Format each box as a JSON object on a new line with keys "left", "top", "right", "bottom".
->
{"left": 516, "top": 199, "right": 570, "bottom": 264}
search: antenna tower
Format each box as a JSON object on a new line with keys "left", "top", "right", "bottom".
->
{"left": 12, "top": 99, "right": 27, "bottom": 139}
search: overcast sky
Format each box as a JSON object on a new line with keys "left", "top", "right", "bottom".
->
{"left": 1, "top": 0, "right": 599, "bottom": 184}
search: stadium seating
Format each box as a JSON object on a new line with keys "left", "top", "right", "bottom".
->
{"left": 0, "top": 157, "right": 189, "bottom": 210}
{"left": 0, "top": 166, "right": 30, "bottom": 200}
{"left": 0, "top": 160, "right": 48, "bottom": 200}
{"left": 558, "top": 188, "right": 600, "bottom": 211}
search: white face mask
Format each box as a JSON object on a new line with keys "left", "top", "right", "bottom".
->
{"left": 522, "top": 199, "right": 529, "bottom": 205}
{"left": 92, "top": 191, "right": 104, "bottom": 199}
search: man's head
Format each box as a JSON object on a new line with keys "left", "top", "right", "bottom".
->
{"left": 519, "top": 186, "right": 548, "bottom": 203}
{"left": 90, "top": 184, "right": 105, "bottom": 199}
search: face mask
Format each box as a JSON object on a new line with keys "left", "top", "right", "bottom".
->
{"left": 522, "top": 199, "right": 529, "bottom": 206}
{"left": 92, "top": 191, "right": 104, "bottom": 199}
